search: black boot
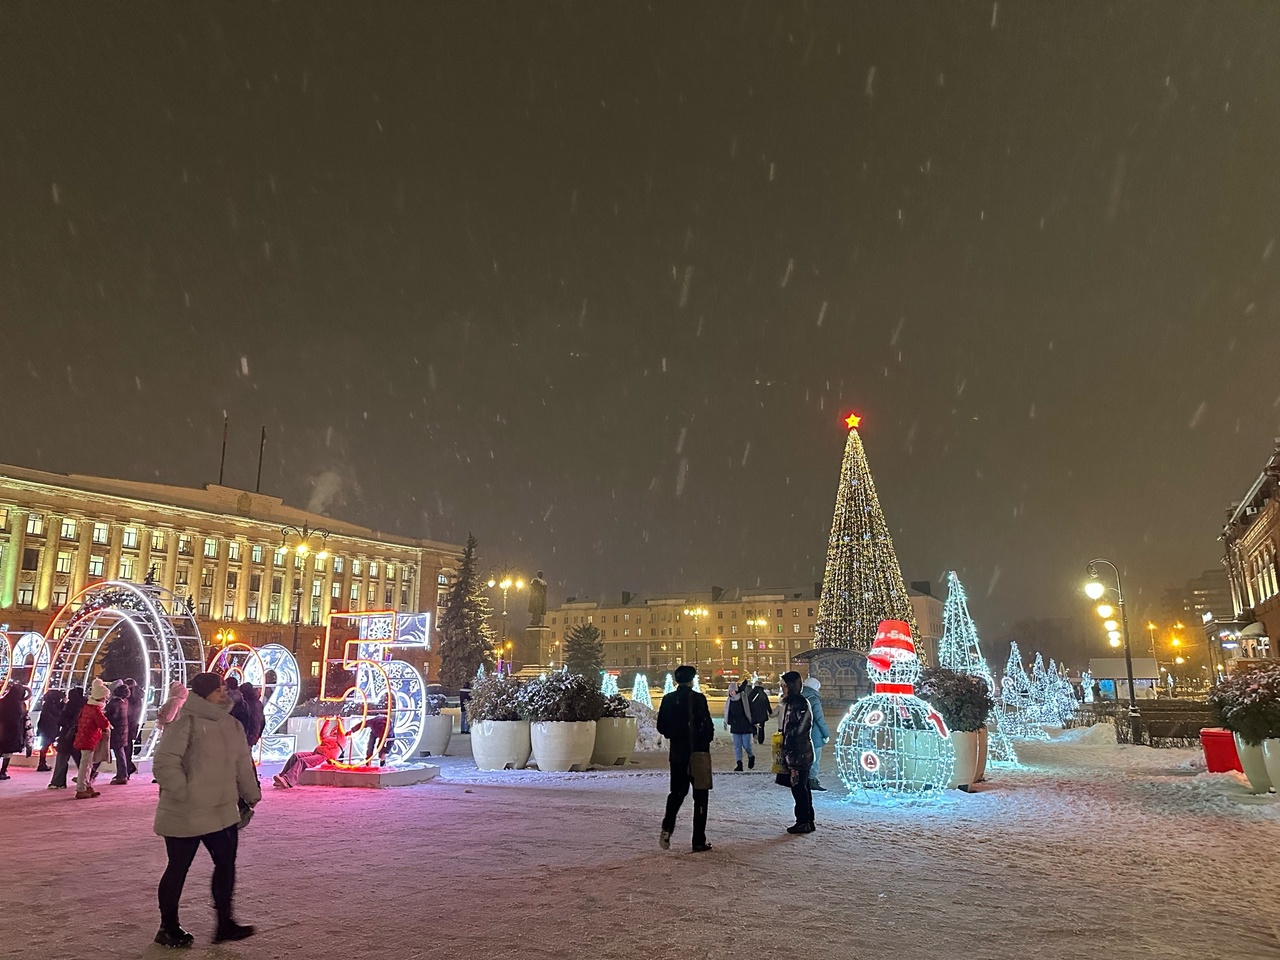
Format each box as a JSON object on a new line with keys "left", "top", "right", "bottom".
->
{"left": 213, "top": 922, "right": 255, "bottom": 944}
{"left": 734, "top": 761, "right": 743, "bottom": 772}
{"left": 748, "top": 754, "right": 756, "bottom": 769}
{"left": 154, "top": 926, "right": 194, "bottom": 948}
{"left": 786, "top": 822, "right": 815, "bottom": 834}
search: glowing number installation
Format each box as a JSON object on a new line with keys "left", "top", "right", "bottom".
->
{"left": 43, "top": 581, "right": 206, "bottom": 760}
{"left": 207, "top": 642, "right": 301, "bottom": 761}
{"left": 321, "top": 610, "right": 430, "bottom": 767}
{"left": 0, "top": 630, "right": 11, "bottom": 694}
{"left": 835, "top": 619, "right": 954, "bottom": 800}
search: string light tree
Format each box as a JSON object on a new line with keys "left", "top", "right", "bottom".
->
{"left": 600, "top": 671, "right": 619, "bottom": 697}
{"left": 834, "top": 619, "right": 954, "bottom": 800}
{"left": 937, "top": 571, "right": 1017, "bottom": 764}
{"left": 813, "top": 413, "right": 917, "bottom": 652}
{"left": 1000, "top": 642, "right": 1050, "bottom": 740}
{"left": 630, "top": 673, "right": 653, "bottom": 710}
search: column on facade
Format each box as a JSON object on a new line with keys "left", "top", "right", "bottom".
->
{"left": 235, "top": 539, "right": 251, "bottom": 621}
{"left": 35, "top": 511, "right": 63, "bottom": 611}
{"left": 281, "top": 548, "right": 297, "bottom": 625}
{"left": 1, "top": 508, "right": 27, "bottom": 610}
{"left": 338, "top": 556, "right": 353, "bottom": 615}
{"left": 71, "top": 520, "right": 92, "bottom": 597}
{"left": 211, "top": 539, "right": 229, "bottom": 620}
{"left": 162, "top": 531, "right": 179, "bottom": 597}
{"left": 301, "top": 553, "right": 317, "bottom": 626}
{"left": 137, "top": 524, "right": 152, "bottom": 585}
{"left": 105, "top": 523, "right": 123, "bottom": 581}
{"left": 319, "top": 553, "right": 335, "bottom": 623}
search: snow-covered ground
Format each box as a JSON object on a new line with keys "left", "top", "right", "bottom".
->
{"left": 3, "top": 725, "right": 1278, "bottom": 960}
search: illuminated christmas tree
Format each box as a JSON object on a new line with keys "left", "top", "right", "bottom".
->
{"left": 662, "top": 672, "right": 675, "bottom": 694}
{"left": 938, "top": 572, "right": 1017, "bottom": 763}
{"left": 600, "top": 671, "right": 619, "bottom": 696}
{"left": 630, "top": 673, "right": 653, "bottom": 709}
{"left": 813, "top": 414, "right": 916, "bottom": 651}
{"left": 1001, "top": 642, "right": 1049, "bottom": 740}
{"left": 1081, "top": 670, "right": 1095, "bottom": 703}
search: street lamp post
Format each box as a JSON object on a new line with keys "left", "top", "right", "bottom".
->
{"left": 281, "top": 523, "right": 330, "bottom": 655}
{"left": 1085, "top": 559, "right": 1141, "bottom": 744}
{"left": 487, "top": 572, "right": 524, "bottom": 673}
{"left": 683, "top": 607, "right": 708, "bottom": 669}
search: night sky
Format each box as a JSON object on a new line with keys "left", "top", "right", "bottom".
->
{"left": 4, "top": 3, "right": 1280, "bottom": 652}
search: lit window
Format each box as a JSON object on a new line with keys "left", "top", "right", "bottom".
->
{"left": 275, "top": 546, "right": 287, "bottom": 563}
{"left": 198, "top": 601, "right": 211, "bottom": 618}
{"left": 17, "top": 584, "right": 34, "bottom": 605}
{"left": 88, "top": 555, "right": 105, "bottom": 577}
{"left": 223, "top": 602, "right": 235, "bottom": 619}
{"left": 55, "top": 551, "right": 72, "bottom": 574}
{"left": 731, "top": 641, "right": 739, "bottom": 650}
{"left": 334, "top": 556, "right": 345, "bottom": 574}
{"left": 350, "top": 583, "right": 359, "bottom": 602}
{"left": 367, "top": 583, "right": 376, "bottom": 602}
{"left": 731, "top": 625, "right": 737, "bottom": 634}
{"left": 26, "top": 514, "right": 45, "bottom": 536}
{"left": 204, "top": 538, "right": 218, "bottom": 558}
{"left": 247, "top": 601, "right": 259, "bottom": 619}
{"left": 310, "top": 661, "right": 321, "bottom": 679}
{"left": 312, "top": 579, "right": 322, "bottom": 598}
{"left": 438, "top": 573, "right": 448, "bottom": 585}
{"left": 0, "top": 508, "right": 7, "bottom": 528}
{"left": 251, "top": 544, "right": 263, "bottom": 563}
{"left": 315, "top": 555, "right": 327, "bottom": 573}
{"left": 268, "top": 598, "right": 281, "bottom": 621}
{"left": 92, "top": 522, "right": 108, "bottom": 544}
{"left": 52, "top": 587, "right": 68, "bottom": 607}
{"left": 120, "top": 556, "right": 135, "bottom": 580}
{"left": 793, "top": 623, "right": 800, "bottom": 633}
{"left": 331, "top": 581, "right": 341, "bottom": 600}
{"left": 228, "top": 541, "right": 241, "bottom": 561}
{"left": 369, "top": 562, "right": 379, "bottom": 578}
{"left": 352, "top": 559, "right": 363, "bottom": 576}
{"left": 807, "top": 607, "right": 814, "bottom": 617}
{"left": 60, "top": 519, "right": 78, "bottom": 540}
{"left": 122, "top": 527, "right": 139, "bottom": 549}
{"left": 176, "top": 566, "right": 190, "bottom": 586}
{"left": 152, "top": 530, "right": 166, "bottom": 551}
{"left": 178, "top": 535, "right": 192, "bottom": 555}
{"left": 386, "top": 564, "right": 396, "bottom": 579}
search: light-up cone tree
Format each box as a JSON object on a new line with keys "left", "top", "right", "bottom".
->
{"left": 813, "top": 413, "right": 916, "bottom": 651}
{"left": 630, "top": 673, "right": 653, "bottom": 709}
{"left": 1001, "top": 642, "right": 1049, "bottom": 740}
{"left": 938, "top": 571, "right": 1017, "bottom": 763}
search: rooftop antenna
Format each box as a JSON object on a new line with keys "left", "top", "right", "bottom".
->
{"left": 218, "top": 416, "right": 229, "bottom": 485}
{"left": 256, "top": 426, "right": 267, "bottom": 493}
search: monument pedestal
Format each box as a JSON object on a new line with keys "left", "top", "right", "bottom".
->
{"left": 523, "top": 625, "right": 551, "bottom": 668}
{"left": 298, "top": 763, "right": 440, "bottom": 788}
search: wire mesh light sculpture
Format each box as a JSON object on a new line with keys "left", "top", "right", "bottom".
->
{"left": 835, "top": 619, "right": 954, "bottom": 800}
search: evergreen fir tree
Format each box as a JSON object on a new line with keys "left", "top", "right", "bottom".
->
{"left": 813, "top": 414, "right": 916, "bottom": 651}
{"left": 563, "top": 623, "right": 604, "bottom": 677}
{"left": 938, "top": 571, "right": 1017, "bottom": 762}
{"left": 437, "top": 534, "right": 497, "bottom": 690}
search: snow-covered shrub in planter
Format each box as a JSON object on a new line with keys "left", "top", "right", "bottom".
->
{"left": 1209, "top": 667, "right": 1280, "bottom": 794}
{"left": 919, "top": 667, "right": 994, "bottom": 791}
{"left": 524, "top": 673, "right": 606, "bottom": 772}
{"left": 469, "top": 674, "right": 530, "bottom": 770}
{"left": 592, "top": 694, "right": 639, "bottom": 766}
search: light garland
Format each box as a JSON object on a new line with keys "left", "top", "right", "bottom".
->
{"left": 1045, "top": 658, "right": 1078, "bottom": 725}
{"left": 630, "top": 673, "right": 653, "bottom": 709}
{"left": 938, "top": 572, "right": 1017, "bottom": 763}
{"left": 835, "top": 619, "right": 954, "bottom": 799}
{"left": 600, "top": 671, "right": 619, "bottom": 696}
{"left": 1081, "top": 670, "right": 1095, "bottom": 703}
{"left": 662, "top": 673, "right": 675, "bottom": 695}
{"left": 813, "top": 416, "right": 917, "bottom": 651}
{"left": 1001, "top": 642, "right": 1050, "bottom": 740}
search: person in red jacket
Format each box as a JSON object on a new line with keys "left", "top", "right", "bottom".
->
{"left": 74, "top": 679, "right": 111, "bottom": 799}
{"left": 272, "top": 715, "right": 348, "bottom": 788}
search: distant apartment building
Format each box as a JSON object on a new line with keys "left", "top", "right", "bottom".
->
{"left": 1221, "top": 439, "right": 1280, "bottom": 659}
{"left": 0, "top": 463, "right": 462, "bottom": 681}
{"left": 543, "top": 580, "right": 942, "bottom": 680}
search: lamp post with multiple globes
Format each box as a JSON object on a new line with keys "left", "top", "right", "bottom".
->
{"left": 487, "top": 572, "right": 524, "bottom": 674}
{"left": 280, "top": 523, "right": 330, "bottom": 655}
{"left": 683, "top": 607, "right": 709, "bottom": 671}
{"left": 1085, "top": 559, "right": 1141, "bottom": 743}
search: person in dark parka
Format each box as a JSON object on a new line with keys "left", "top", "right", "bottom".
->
{"left": 655, "top": 664, "right": 715, "bottom": 853}
{"left": 749, "top": 680, "right": 773, "bottom": 745}
{"left": 125, "top": 678, "right": 145, "bottom": 774}
{"left": 0, "top": 682, "right": 31, "bottom": 780}
{"left": 36, "top": 689, "right": 66, "bottom": 771}
{"left": 48, "top": 687, "right": 86, "bottom": 789}
{"left": 237, "top": 683, "right": 265, "bottom": 749}
{"left": 105, "top": 684, "right": 133, "bottom": 785}
{"left": 779, "top": 671, "right": 816, "bottom": 835}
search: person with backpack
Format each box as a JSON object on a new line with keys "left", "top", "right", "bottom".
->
{"left": 801, "top": 676, "right": 831, "bottom": 792}
{"left": 722, "top": 680, "right": 756, "bottom": 771}
{"left": 153, "top": 672, "right": 260, "bottom": 947}
{"left": 48, "top": 687, "right": 86, "bottom": 790}
{"left": 655, "top": 664, "right": 714, "bottom": 853}
{"left": 779, "top": 671, "right": 816, "bottom": 835}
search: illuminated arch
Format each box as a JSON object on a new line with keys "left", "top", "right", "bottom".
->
{"left": 0, "top": 631, "right": 10, "bottom": 692}
{"left": 2, "top": 632, "right": 52, "bottom": 698}
{"left": 44, "top": 581, "right": 205, "bottom": 759}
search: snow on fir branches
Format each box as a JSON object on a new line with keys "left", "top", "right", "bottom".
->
{"left": 564, "top": 622, "right": 604, "bottom": 678}
{"left": 812, "top": 417, "right": 916, "bottom": 651}
{"left": 437, "top": 534, "right": 497, "bottom": 690}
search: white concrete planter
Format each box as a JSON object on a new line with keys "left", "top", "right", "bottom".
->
{"left": 591, "top": 717, "right": 637, "bottom": 766}
{"left": 471, "top": 719, "right": 531, "bottom": 771}
{"left": 1234, "top": 733, "right": 1273, "bottom": 794}
{"left": 531, "top": 720, "right": 597, "bottom": 772}
{"left": 948, "top": 730, "right": 979, "bottom": 790}
{"left": 420, "top": 714, "right": 453, "bottom": 757}
{"left": 973, "top": 726, "right": 989, "bottom": 783}
{"left": 1262, "top": 739, "right": 1280, "bottom": 793}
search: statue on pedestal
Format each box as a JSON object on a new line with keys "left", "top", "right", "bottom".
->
{"left": 528, "top": 570, "right": 548, "bottom": 627}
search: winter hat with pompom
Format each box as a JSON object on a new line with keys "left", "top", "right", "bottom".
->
{"left": 89, "top": 678, "right": 110, "bottom": 704}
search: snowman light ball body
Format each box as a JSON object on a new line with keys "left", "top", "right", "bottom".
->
{"left": 835, "top": 619, "right": 955, "bottom": 799}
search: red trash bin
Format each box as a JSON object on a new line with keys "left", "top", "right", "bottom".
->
{"left": 1200, "top": 727, "right": 1243, "bottom": 774}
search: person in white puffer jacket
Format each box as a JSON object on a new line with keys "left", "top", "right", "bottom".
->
{"left": 152, "top": 673, "right": 260, "bottom": 949}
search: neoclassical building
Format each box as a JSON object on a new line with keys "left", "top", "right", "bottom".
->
{"left": 1221, "top": 440, "right": 1280, "bottom": 659}
{"left": 0, "top": 463, "right": 462, "bottom": 681}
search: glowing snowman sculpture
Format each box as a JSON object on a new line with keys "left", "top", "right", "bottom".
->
{"left": 835, "top": 619, "right": 955, "bottom": 799}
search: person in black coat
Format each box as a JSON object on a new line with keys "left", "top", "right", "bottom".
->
{"left": 105, "top": 684, "right": 133, "bottom": 785}
{"left": 749, "top": 680, "right": 773, "bottom": 745}
{"left": 238, "top": 683, "right": 265, "bottom": 749}
{"left": 48, "top": 688, "right": 86, "bottom": 789}
{"left": 779, "top": 671, "right": 815, "bottom": 835}
{"left": 125, "top": 678, "right": 145, "bottom": 775}
{"left": 36, "top": 689, "right": 66, "bottom": 771}
{"left": 0, "top": 682, "right": 31, "bottom": 780}
{"left": 655, "top": 664, "right": 715, "bottom": 853}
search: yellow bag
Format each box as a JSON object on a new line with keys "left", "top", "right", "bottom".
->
{"left": 770, "top": 732, "right": 784, "bottom": 775}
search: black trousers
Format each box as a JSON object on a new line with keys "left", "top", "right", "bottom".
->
{"left": 791, "top": 764, "right": 815, "bottom": 826}
{"left": 158, "top": 826, "right": 239, "bottom": 928}
{"left": 662, "top": 758, "right": 708, "bottom": 847}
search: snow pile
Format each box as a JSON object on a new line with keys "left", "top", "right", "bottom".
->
{"left": 627, "top": 700, "right": 663, "bottom": 752}
{"left": 1051, "top": 722, "right": 1117, "bottom": 745}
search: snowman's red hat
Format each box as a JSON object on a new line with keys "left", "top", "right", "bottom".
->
{"left": 867, "top": 619, "right": 917, "bottom": 671}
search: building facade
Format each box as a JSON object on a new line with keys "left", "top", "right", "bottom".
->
{"left": 543, "top": 581, "right": 942, "bottom": 682}
{"left": 1221, "top": 440, "right": 1280, "bottom": 659}
{"left": 0, "top": 463, "right": 462, "bottom": 683}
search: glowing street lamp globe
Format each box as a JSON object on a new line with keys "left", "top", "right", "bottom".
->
{"left": 1084, "top": 581, "right": 1106, "bottom": 601}
{"left": 1096, "top": 604, "right": 1115, "bottom": 618}
{"left": 1109, "top": 637, "right": 1122, "bottom": 648}
{"left": 1103, "top": 620, "right": 1119, "bottom": 632}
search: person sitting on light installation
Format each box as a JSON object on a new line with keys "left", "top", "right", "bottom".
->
{"left": 272, "top": 716, "right": 348, "bottom": 789}
{"left": 834, "top": 619, "right": 955, "bottom": 800}
{"left": 350, "top": 710, "right": 395, "bottom": 767}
